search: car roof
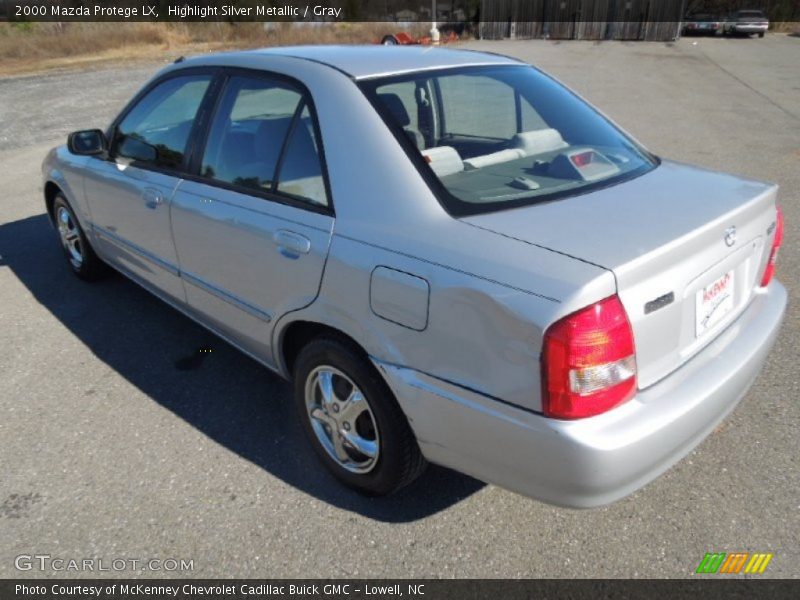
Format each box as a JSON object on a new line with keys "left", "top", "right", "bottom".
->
{"left": 182, "top": 45, "right": 524, "bottom": 80}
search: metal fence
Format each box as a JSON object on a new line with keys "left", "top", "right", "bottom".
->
{"left": 479, "top": 0, "right": 685, "bottom": 41}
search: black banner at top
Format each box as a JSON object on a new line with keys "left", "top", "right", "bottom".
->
{"left": 3, "top": 0, "right": 798, "bottom": 23}
{"left": 4, "top": 0, "right": 476, "bottom": 22}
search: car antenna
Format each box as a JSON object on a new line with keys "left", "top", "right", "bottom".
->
{"left": 174, "top": 56, "right": 185, "bottom": 64}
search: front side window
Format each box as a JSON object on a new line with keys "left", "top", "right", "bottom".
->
{"left": 114, "top": 75, "right": 211, "bottom": 170}
{"left": 361, "top": 66, "right": 657, "bottom": 215}
{"left": 200, "top": 76, "right": 328, "bottom": 207}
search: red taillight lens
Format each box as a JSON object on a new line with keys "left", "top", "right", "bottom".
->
{"left": 542, "top": 295, "right": 637, "bottom": 419}
{"left": 759, "top": 205, "right": 783, "bottom": 288}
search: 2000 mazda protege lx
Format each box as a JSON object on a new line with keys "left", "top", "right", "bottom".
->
{"left": 42, "top": 46, "right": 786, "bottom": 507}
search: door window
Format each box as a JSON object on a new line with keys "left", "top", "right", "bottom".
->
{"left": 275, "top": 104, "right": 329, "bottom": 207}
{"left": 114, "top": 75, "right": 212, "bottom": 170}
{"left": 201, "top": 77, "right": 302, "bottom": 192}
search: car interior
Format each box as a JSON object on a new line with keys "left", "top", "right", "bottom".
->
{"left": 373, "top": 74, "right": 633, "bottom": 205}
{"left": 200, "top": 80, "right": 328, "bottom": 206}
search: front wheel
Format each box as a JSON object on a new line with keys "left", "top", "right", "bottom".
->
{"left": 293, "top": 336, "right": 426, "bottom": 495}
{"left": 52, "top": 194, "right": 108, "bottom": 281}
{"left": 381, "top": 35, "right": 399, "bottom": 45}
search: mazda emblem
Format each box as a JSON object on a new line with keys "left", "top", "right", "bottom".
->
{"left": 724, "top": 226, "right": 736, "bottom": 247}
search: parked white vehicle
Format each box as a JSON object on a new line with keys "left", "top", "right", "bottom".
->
{"left": 723, "top": 9, "right": 769, "bottom": 37}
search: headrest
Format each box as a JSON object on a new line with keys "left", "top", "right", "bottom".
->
{"left": 254, "top": 117, "right": 293, "bottom": 162}
{"left": 378, "top": 93, "right": 411, "bottom": 127}
{"left": 463, "top": 149, "right": 525, "bottom": 170}
{"left": 421, "top": 146, "right": 463, "bottom": 177}
{"left": 512, "top": 128, "right": 568, "bottom": 156}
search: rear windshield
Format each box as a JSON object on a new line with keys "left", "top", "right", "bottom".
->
{"left": 360, "top": 65, "right": 657, "bottom": 216}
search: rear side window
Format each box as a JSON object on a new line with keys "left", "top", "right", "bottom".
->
{"left": 114, "top": 75, "right": 211, "bottom": 170}
{"left": 200, "top": 75, "right": 329, "bottom": 207}
{"left": 276, "top": 105, "right": 328, "bottom": 207}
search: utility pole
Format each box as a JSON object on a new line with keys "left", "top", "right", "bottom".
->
{"left": 431, "top": 0, "right": 441, "bottom": 44}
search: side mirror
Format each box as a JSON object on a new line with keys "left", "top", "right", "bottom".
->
{"left": 67, "top": 129, "right": 107, "bottom": 156}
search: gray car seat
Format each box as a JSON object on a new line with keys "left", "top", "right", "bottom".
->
{"left": 378, "top": 93, "right": 425, "bottom": 150}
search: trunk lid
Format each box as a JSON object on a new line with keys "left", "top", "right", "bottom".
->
{"left": 463, "top": 160, "right": 778, "bottom": 388}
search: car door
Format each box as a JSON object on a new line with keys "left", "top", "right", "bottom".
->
{"left": 170, "top": 71, "right": 334, "bottom": 366}
{"left": 83, "top": 72, "right": 215, "bottom": 301}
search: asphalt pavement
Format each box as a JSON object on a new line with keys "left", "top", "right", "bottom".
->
{"left": 0, "top": 34, "right": 798, "bottom": 578}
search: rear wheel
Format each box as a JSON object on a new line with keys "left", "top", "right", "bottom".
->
{"left": 293, "top": 336, "right": 426, "bottom": 495}
{"left": 758, "top": 32, "right": 765, "bottom": 38}
{"left": 52, "top": 194, "right": 108, "bottom": 281}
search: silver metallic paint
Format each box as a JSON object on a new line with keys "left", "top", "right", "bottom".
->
{"left": 464, "top": 160, "right": 779, "bottom": 388}
{"left": 377, "top": 283, "right": 786, "bottom": 507}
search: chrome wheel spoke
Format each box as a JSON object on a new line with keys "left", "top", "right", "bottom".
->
{"left": 339, "top": 390, "right": 366, "bottom": 423}
{"left": 310, "top": 407, "right": 334, "bottom": 428}
{"left": 317, "top": 370, "right": 336, "bottom": 412}
{"left": 343, "top": 431, "right": 378, "bottom": 459}
{"left": 330, "top": 431, "right": 351, "bottom": 462}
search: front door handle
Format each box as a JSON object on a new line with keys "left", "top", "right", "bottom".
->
{"left": 142, "top": 187, "right": 164, "bottom": 209}
{"left": 273, "top": 229, "right": 311, "bottom": 259}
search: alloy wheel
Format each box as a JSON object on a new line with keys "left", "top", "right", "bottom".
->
{"left": 56, "top": 206, "right": 83, "bottom": 269}
{"left": 304, "top": 365, "right": 380, "bottom": 474}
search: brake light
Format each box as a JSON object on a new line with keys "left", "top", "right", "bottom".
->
{"left": 759, "top": 205, "right": 783, "bottom": 287}
{"left": 570, "top": 151, "right": 594, "bottom": 167}
{"left": 542, "top": 295, "right": 637, "bottom": 419}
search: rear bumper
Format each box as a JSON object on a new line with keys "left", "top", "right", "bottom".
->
{"left": 375, "top": 281, "right": 786, "bottom": 507}
{"left": 731, "top": 24, "right": 768, "bottom": 32}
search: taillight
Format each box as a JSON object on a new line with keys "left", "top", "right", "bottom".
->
{"left": 542, "top": 295, "right": 637, "bottom": 419}
{"left": 759, "top": 205, "right": 783, "bottom": 287}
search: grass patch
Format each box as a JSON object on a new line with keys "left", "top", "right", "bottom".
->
{"left": 0, "top": 22, "right": 431, "bottom": 77}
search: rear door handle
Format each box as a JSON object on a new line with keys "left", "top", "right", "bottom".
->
{"left": 273, "top": 229, "right": 311, "bottom": 259}
{"left": 142, "top": 188, "right": 164, "bottom": 209}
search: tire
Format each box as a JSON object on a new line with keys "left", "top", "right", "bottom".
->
{"left": 758, "top": 32, "right": 765, "bottom": 38}
{"left": 381, "top": 35, "right": 399, "bottom": 45}
{"left": 293, "top": 336, "right": 426, "bottom": 495}
{"left": 52, "top": 194, "right": 108, "bottom": 281}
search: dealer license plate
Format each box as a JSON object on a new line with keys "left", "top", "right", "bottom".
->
{"left": 695, "top": 270, "right": 735, "bottom": 338}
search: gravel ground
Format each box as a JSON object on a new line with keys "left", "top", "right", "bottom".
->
{"left": 0, "top": 34, "right": 798, "bottom": 578}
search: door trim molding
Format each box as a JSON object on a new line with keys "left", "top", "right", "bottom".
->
{"left": 93, "top": 224, "right": 180, "bottom": 276}
{"left": 94, "top": 224, "right": 273, "bottom": 324}
{"left": 181, "top": 270, "right": 273, "bottom": 324}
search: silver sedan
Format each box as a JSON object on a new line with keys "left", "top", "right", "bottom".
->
{"left": 42, "top": 46, "right": 786, "bottom": 507}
